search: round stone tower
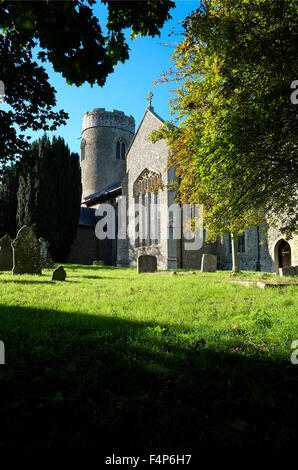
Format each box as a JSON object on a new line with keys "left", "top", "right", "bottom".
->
{"left": 81, "top": 108, "right": 135, "bottom": 200}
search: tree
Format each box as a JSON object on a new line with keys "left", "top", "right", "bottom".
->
{"left": 151, "top": 0, "right": 298, "bottom": 251}
{"left": 17, "top": 136, "right": 82, "bottom": 261}
{"left": 0, "top": 166, "right": 18, "bottom": 238}
{"left": 0, "top": 0, "right": 175, "bottom": 173}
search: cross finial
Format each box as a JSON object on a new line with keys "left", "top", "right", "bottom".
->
{"left": 147, "top": 91, "right": 153, "bottom": 108}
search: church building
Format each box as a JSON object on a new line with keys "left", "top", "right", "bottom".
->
{"left": 67, "top": 97, "right": 298, "bottom": 273}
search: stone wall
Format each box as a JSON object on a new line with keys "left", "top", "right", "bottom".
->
{"left": 259, "top": 226, "right": 274, "bottom": 272}
{"left": 67, "top": 226, "right": 99, "bottom": 265}
{"left": 116, "top": 175, "right": 129, "bottom": 267}
{"left": 267, "top": 224, "right": 298, "bottom": 273}
{"left": 216, "top": 227, "right": 274, "bottom": 272}
{"left": 122, "top": 107, "right": 170, "bottom": 270}
{"left": 181, "top": 237, "right": 217, "bottom": 270}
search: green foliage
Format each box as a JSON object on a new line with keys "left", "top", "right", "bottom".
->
{"left": 17, "top": 136, "right": 82, "bottom": 261}
{"left": 152, "top": 0, "right": 298, "bottom": 238}
{"left": 0, "top": 27, "right": 68, "bottom": 172}
{"left": 0, "top": 0, "right": 174, "bottom": 171}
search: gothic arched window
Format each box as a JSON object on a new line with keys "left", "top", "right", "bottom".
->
{"left": 121, "top": 142, "right": 126, "bottom": 160}
{"left": 81, "top": 139, "right": 86, "bottom": 162}
{"left": 134, "top": 169, "right": 161, "bottom": 247}
{"left": 116, "top": 140, "right": 121, "bottom": 159}
{"left": 116, "top": 138, "right": 126, "bottom": 160}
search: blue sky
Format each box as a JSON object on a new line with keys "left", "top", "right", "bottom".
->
{"left": 26, "top": 1, "right": 199, "bottom": 155}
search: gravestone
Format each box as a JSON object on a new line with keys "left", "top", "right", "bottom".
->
{"left": 279, "top": 266, "right": 297, "bottom": 277}
{"left": 0, "top": 234, "right": 13, "bottom": 270}
{"left": 51, "top": 265, "right": 66, "bottom": 281}
{"left": 12, "top": 226, "right": 41, "bottom": 275}
{"left": 201, "top": 254, "right": 217, "bottom": 273}
{"left": 39, "top": 238, "right": 54, "bottom": 269}
{"left": 93, "top": 260, "right": 104, "bottom": 266}
{"left": 137, "top": 255, "right": 157, "bottom": 273}
{"left": 257, "top": 281, "right": 291, "bottom": 289}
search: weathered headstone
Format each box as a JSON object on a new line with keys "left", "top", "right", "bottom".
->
{"left": 0, "top": 234, "right": 13, "bottom": 270}
{"left": 137, "top": 255, "right": 157, "bottom": 273}
{"left": 279, "top": 266, "right": 297, "bottom": 277}
{"left": 39, "top": 238, "right": 54, "bottom": 269}
{"left": 51, "top": 265, "right": 66, "bottom": 281}
{"left": 93, "top": 260, "right": 104, "bottom": 266}
{"left": 257, "top": 281, "right": 292, "bottom": 289}
{"left": 12, "top": 226, "right": 41, "bottom": 275}
{"left": 201, "top": 254, "right": 217, "bottom": 273}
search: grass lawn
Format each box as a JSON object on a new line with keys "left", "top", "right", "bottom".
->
{"left": 0, "top": 265, "right": 297, "bottom": 450}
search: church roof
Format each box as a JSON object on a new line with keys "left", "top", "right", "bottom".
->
{"left": 125, "top": 106, "right": 165, "bottom": 157}
{"left": 83, "top": 181, "right": 122, "bottom": 207}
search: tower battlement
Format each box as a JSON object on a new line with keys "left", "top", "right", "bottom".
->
{"left": 82, "top": 108, "right": 135, "bottom": 134}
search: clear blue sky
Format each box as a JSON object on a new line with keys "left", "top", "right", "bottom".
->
{"left": 28, "top": 1, "right": 199, "bottom": 155}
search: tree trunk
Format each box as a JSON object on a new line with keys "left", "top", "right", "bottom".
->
{"left": 231, "top": 232, "right": 239, "bottom": 273}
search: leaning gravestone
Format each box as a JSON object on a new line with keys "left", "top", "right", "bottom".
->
{"left": 201, "top": 254, "right": 217, "bottom": 273}
{"left": 39, "top": 238, "right": 54, "bottom": 269}
{"left": 137, "top": 255, "right": 157, "bottom": 273}
{"left": 0, "top": 234, "right": 13, "bottom": 270}
{"left": 93, "top": 260, "right": 104, "bottom": 266}
{"left": 12, "top": 226, "right": 41, "bottom": 275}
{"left": 51, "top": 265, "right": 66, "bottom": 281}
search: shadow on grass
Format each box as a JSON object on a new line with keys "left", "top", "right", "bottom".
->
{"left": 0, "top": 279, "right": 79, "bottom": 284}
{"left": 0, "top": 303, "right": 297, "bottom": 450}
{"left": 70, "top": 275, "right": 135, "bottom": 281}
{"left": 59, "top": 265, "right": 134, "bottom": 281}
{"left": 65, "top": 264, "right": 124, "bottom": 271}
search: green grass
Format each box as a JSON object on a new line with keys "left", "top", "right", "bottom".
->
{"left": 0, "top": 265, "right": 297, "bottom": 450}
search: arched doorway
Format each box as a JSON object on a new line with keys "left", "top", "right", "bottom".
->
{"left": 278, "top": 240, "right": 291, "bottom": 268}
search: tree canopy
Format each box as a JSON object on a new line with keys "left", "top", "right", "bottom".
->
{"left": 0, "top": 0, "right": 175, "bottom": 173}
{"left": 151, "top": 0, "right": 298, "bottom": 239}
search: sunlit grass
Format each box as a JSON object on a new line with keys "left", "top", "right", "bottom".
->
{"left": 0, "top": 265, "right": 297, "bottom": 449}
{"left": 1, "top": 265, "right": 296, "bottom": 357}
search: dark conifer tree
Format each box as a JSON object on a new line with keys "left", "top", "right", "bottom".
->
{"left": 0, "top": 166, "right": 19, "bottom": 238}
{"left": 17, "top": 136, "right": 82, "bottom": 261}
